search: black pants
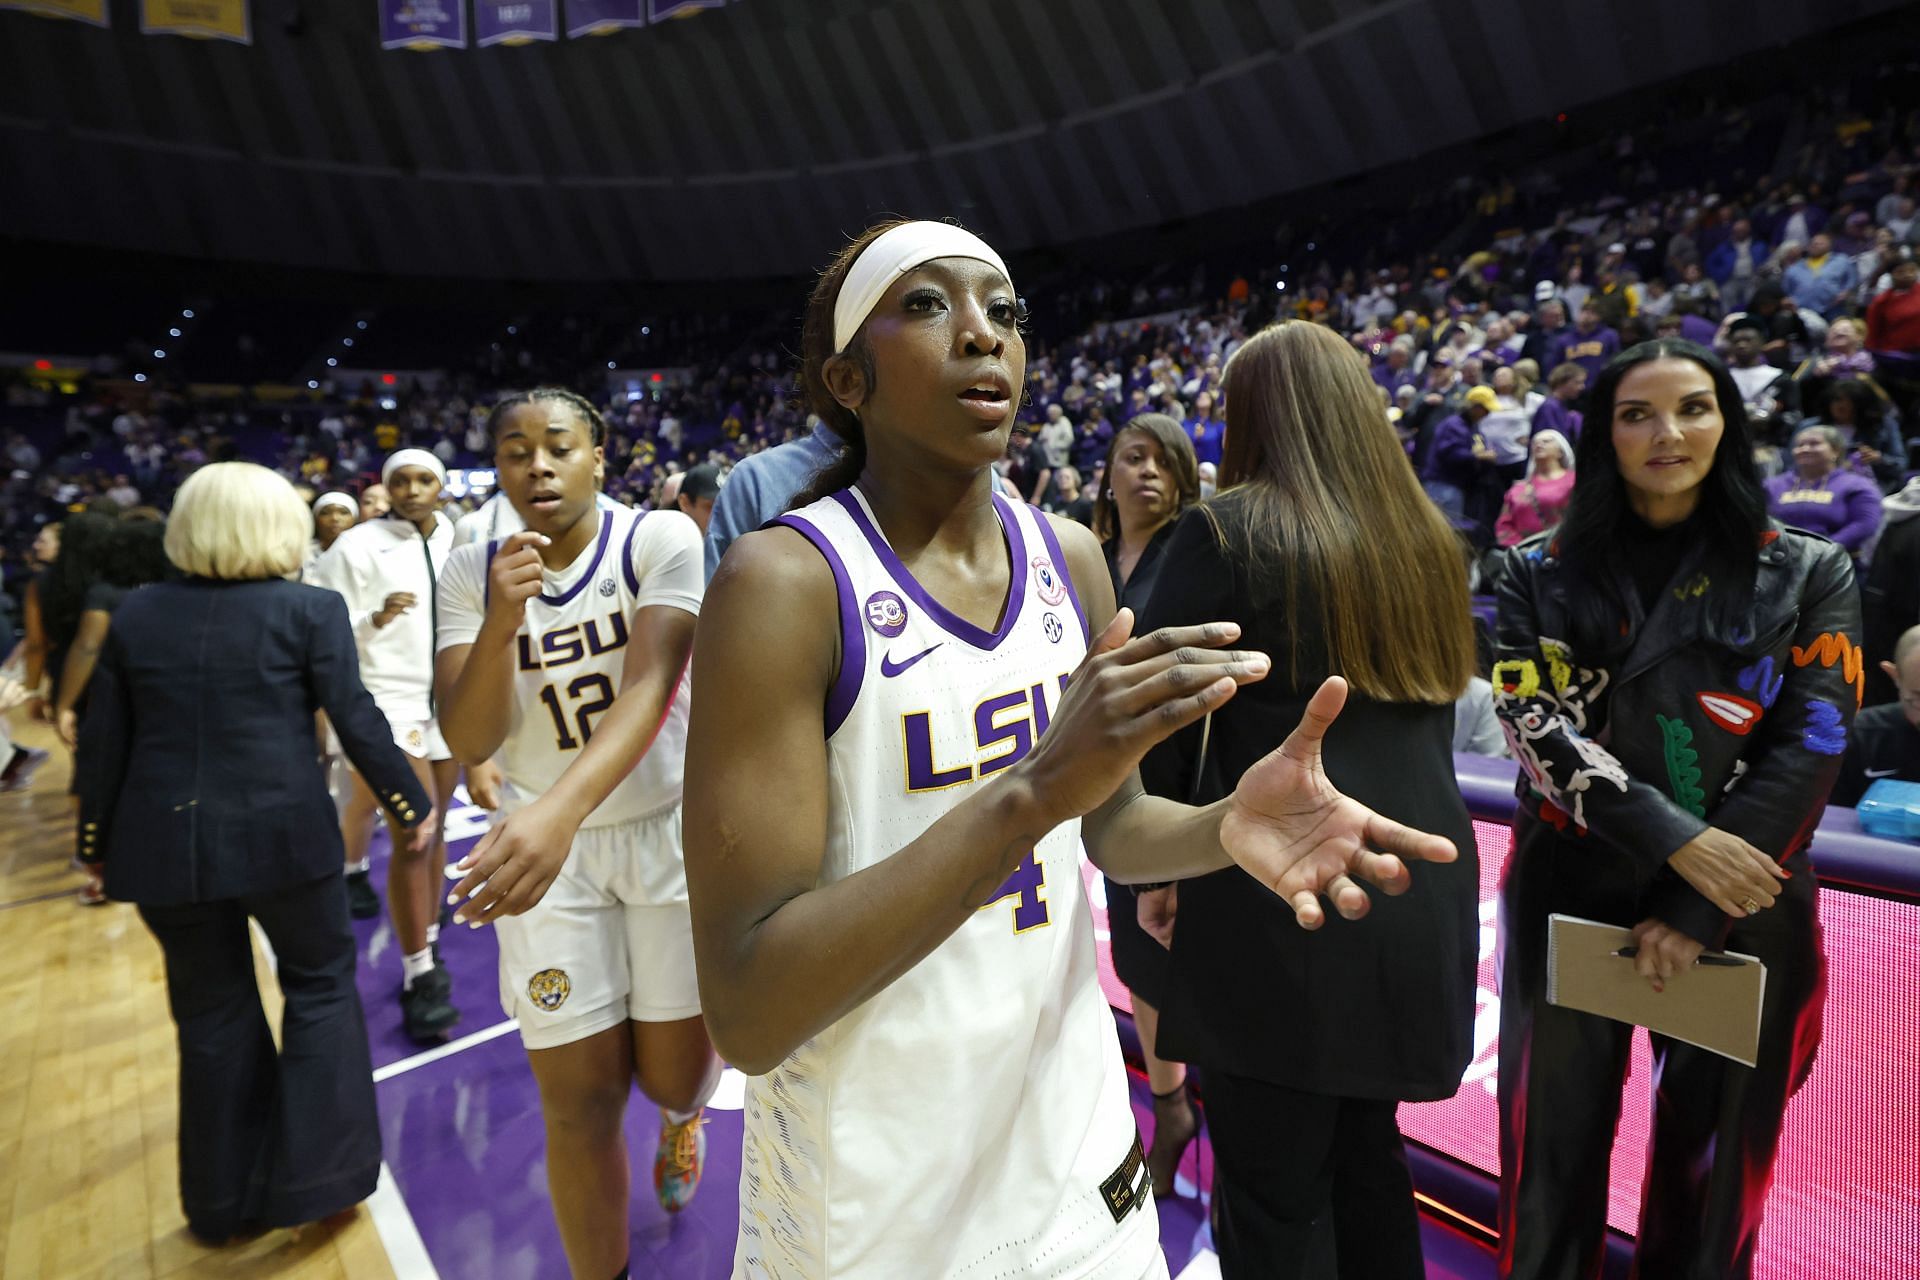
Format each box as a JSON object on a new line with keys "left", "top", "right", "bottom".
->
{"left": 1496, "top": 847, "right": 1824, "bottom": 1280}
{"left": 1203, "top": 1070, "right": 1426, "bottom": 1280}
{"left": 139, "top": 873, "right": 381, "bottom": 1237}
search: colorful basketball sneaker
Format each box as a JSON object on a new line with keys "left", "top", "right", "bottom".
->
{"left": 653, "top": 1109, "right": 707, "bottom": 1213}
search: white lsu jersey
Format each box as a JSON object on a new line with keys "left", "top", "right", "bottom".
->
{"left": 436, "top": 505, "right": 703, "bottom": 841}
{"left": 736, "top": 487, "right": 1157, "bottom": 1280}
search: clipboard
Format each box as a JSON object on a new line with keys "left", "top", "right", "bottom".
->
{"left": 1546, "top": 914, "right": 1768, "bottom": 1068}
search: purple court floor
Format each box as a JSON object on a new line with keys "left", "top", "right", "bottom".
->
{"left": 348, "top": 791, "right": 1498, "bottom": 1279}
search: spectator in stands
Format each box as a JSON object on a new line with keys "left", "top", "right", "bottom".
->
{"left": 1807, "top": 380, "right": 1905, "bottom": 491}
{"left": 1183, "top": 391, "right": 1226, "bottom": 469}
{"left": 1863, "top": 478, "right": 1920, "bottom": 706}
{"left": 675, "top": 463, "right": 721, "bottom": 536}
{"left": 1782, "top": 233, "right": 1860, "bottom": 320}
{"left": 1724, "top": 316, "right": 1795, "bottom": 429}
{"left": 1673, "top": 261, "right": 1721, "bottom": 315}
{"left": 1708, "top": 217, "right": 1768, "bottom": 313}
{"left": 76, "top": 462, "right": 434, "bottom": 1245}
{"left": 1532, "top": 362, "right": 1587, "bottom": 441}
{"left": 1042, "top": 465, "right": 1093, "bottom": 525}
{"left": 1423, "top": 385, "right": 1502, "bottom": 537}
{"left": 1139, "top": 321, "right": 1478, "bottom": 1280}
{"left": 1832, "top": 625, "right": 1920, "bottom": 804}
{"left": 1492, "top": 338, "right": 1843, "bottom": 1280}
{"left": 1037, "top": 403, "right": 1075, "bottom": 472}
{"left": 1547, "top": 301, "right": 1622, "bottom": 378}
{"left": 1766, "top": 425, "right": 1884, "bottom": 559}
{"left": 1495, "top": 430, "right": 1576, "bottom": 547}
{"left": 1866, "top": 248, "right": 1920, "bottom": 354}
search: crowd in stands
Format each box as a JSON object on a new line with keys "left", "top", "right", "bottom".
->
{"left": 6, "top": 68, "right": 1920, "bottom": 665}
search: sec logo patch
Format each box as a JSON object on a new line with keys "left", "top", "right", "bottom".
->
{"left": 599, "top": 578, "right": 616, "bottom": 598}
{"left": 527, "top": 968, "right": 572, "bottom": 1011}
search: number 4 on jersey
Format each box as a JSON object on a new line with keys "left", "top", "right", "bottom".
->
{"left": 984, "top": 852, "right": 1049, "bottom": 933}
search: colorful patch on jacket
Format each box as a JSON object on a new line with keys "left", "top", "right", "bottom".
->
{"left": 1697, "top": 691, "right": 1763, "bottom": 736}
{"left": 1737, "top": 656, "right": 1785, "bottom": 709}
{"left": 1803, "top": 700, "right": 1847, "bottom": 756}
{"left": 1790, "top": 632, "right": 1866, "bottom": 708}
{"left": 1658, "top": 714, "right": 1707, "bottom": 818}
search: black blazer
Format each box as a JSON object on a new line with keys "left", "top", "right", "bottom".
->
{"left": 77, "top": 578, "right": 432, "bottom": 906}
{"left": 1138, "top": 499, "right": 1480, "bottom": 1102}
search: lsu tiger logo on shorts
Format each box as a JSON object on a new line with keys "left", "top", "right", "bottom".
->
{"left": 527, "top": 968, "right": 572, "bottom": 1011}
{"left": 405, "top": 727, "right": 424, "bottom": 752}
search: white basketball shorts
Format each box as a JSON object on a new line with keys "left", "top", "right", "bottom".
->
{"left": 494, "top": 803, "right": 700, "bottom": 1050}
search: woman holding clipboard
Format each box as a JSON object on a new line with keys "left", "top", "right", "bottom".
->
{"left": 1490, "top": 338, "right": 1854, "bottom": 1279}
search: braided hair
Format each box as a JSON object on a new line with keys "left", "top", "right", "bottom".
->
{"left": 487, "top": 387, "right": 608, "bottom": 446}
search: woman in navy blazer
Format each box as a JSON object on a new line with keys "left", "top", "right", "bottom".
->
{"left": 76, "top": 462, "right": 436, "bottom": 1243}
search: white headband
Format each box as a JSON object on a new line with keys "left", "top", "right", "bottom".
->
{"left": 832, "top": 222, "right": 1013, "bottom": 353}
{"left": 381, "top": 448, "right": 447, "bottom": 489}
{"left": 313, "top": 491, "right": 357, "bottom": 516}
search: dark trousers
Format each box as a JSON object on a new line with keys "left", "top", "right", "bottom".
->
{"left": 139, "top": 873, "right": 381, "bottom": 1237}
{"left": 1203, "top": 1070, "right": 1426, "bottom": 1280}
{"left": 1496, "top": 848, "right": 1825, "bottom": 1280}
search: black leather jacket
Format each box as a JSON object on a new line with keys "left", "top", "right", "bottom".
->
{"left": 1491, "top": 522, "right": 1859, "bottom": 945}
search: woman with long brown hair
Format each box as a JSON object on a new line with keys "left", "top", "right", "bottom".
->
{"left": 1138, "top": 321, "right": 1481, "bottom": 1279}
{"left": 1090, "top": 413, "right": 1205, "bottom": 1196}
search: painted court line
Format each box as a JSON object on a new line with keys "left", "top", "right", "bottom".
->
{"left": 0, "top": 887, "right": 81, "bottom": 912}
{"left": 367, "top": 1161, "right": 441, "bottom": 1280}
{"left": 372, "top": 1018, "right": 518, "bottom": 1083}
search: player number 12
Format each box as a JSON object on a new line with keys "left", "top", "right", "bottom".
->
{"left": 538, "top": 673, "right": 616, "bottom": 750}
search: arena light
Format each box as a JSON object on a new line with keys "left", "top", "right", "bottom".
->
{"left": 641, "top": 326, "right": 651, "bottom": 336}
{"left": 343, "top": 338, "right": 354, "bottom": 348}
{"left": 507, "top": 325, "right": 518, "bottom": 336}
{"left": 168, "top": 327, "right": 181, "bottom": 338}
{"left": 134, "top": 373, "right": 147, "bottom": 383}
{"left": 650, "top": 373, "right": 662, "bottom": 382}
{"left": 308, "top": 380, "right": 319, "bottom": 389}
{"left": 33, "top": 359, "right": 50, "bottom": 370}
{"left": 607, "top": 361, "right": 616, "bottom": 369}
{"left": 181, "top": 308, "right": 194, "bottom": 318}
{"left": 382, "top": 373, "right": 396, "bottom": 385}
{"left": 154, "top": 349, "right": 166, "bottom": 358}
{"left": 327, "top": 357, "right": 338, "bottom": 367}
{"left": 380, "top": 397, "right": 398, "bottom": 411}
{"left": 357, "top": 320, "right": 368, "bottom": 330}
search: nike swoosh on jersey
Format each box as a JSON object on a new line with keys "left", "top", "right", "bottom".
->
{"left": 881, "top": 643, "right": 944, "bottom": 678}
{"left": 1864, "top": 768, "right": 1900, "bottom": 778}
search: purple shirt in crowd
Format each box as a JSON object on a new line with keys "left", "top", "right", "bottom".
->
{"left": 1531, "top": 395, "right": 1583, "bottom": 442}
{"left": 1547, "top": 324, "right": 1621, "bottom": 378}
{"left": 1765, "top": 469, "right": 1884, "bottom": 554}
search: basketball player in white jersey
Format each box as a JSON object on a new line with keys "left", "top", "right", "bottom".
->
{"left": 435, "top": 389, "right": 719, "bottom": 1280}
{"left": 684, "top": 220, "right": 1459, "bottom": 1279}
{"left": 312, "top": 449, "right": 465, "bottom": 1041}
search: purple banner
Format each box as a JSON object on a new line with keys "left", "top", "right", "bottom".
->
{"left": 565, "top": 0, "right": 642, "bottom": 37}
{"left": 378, "top": 0, "right": 466, "bottom": 50}
{"left": 648, "top": 0, "right": 722, "bottom": 19}
{"left": 475, "top": 0, "right": 555, "bottom": 45}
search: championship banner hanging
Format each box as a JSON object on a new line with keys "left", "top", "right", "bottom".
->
{"left": 139, "top": 0, "right": 250, "bottom": 42}
{"left": 565, "top": 0, "right": 643, "bottom": 37}
{"left": 379, "top": 0, "right": 467, "bottom": 50}
{"left": 476, "top": 0, "right": 557, "bottom": 46}
{"left": 648, "top": 0, "right": 723, "bottom": 18}
{"left": 0, "top": 0, "right": 109, "bottom": 26}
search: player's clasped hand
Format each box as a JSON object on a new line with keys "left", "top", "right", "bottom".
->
{"left": 1018, "top": 608, "right": 1271, "bottom": 822}
{"left": 372, "top": 591, "right": 417, "bottom": 628}
{"left": 390, "top": 806, "right": 440, "bottom": 856}
{"left": 1219, "top": 676, "right": 1459, "bottom": 930}
{"left": 446, "top": 795, "right": 572, "bottom": 926}
{"left": 486, "top": 530, "right": 550, "bottom": 628}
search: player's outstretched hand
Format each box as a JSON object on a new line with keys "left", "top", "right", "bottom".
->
{"left": 485, "top": 531, "right": 549, "bottom": 632}
{"left": 1220, "top": 676, "right": 1457, "bottom": 930}
{"left": 1017, "top": 608, "right": 1269, "bottom": 825}
{"left": 447, "top": 796, "right": 572, "bottom": 926}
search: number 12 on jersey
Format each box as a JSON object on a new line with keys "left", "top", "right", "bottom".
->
{"left": 983, "top": 852, "right": 1049, "bottom": 933}
{"left": 538, "top": 672, "right": 616, "bottom": 750}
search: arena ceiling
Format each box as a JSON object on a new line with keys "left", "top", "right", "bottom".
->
{"left": 0, "top": 0, "right": 1909, "bottom": 283}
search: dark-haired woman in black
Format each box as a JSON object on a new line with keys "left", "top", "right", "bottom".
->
{"left": 1492, "top": 339, "right": 1852, "bottom": 1279}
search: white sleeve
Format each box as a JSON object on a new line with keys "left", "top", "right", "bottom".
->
{"left": 627, "top": 511, "right": 705, "bottom": 618}
{"left": 451, "top": 509, "right": 484, "bottom": 550}
{"left": 436, "top": 544, "right": 489, "bottom": 650}
{"left": 312, "top": 540, "right": 378, "bottom": 640}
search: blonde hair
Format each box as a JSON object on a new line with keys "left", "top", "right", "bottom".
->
{"left": 1215, "top": 321, "right": 1473, "bottom": 704}
{"left": 165, "top": 462, "right": 311, "bottom": 580}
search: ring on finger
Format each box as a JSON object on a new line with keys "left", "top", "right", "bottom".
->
{"left": 1741, "top": 896, "right": 1760, "bottom": 915}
